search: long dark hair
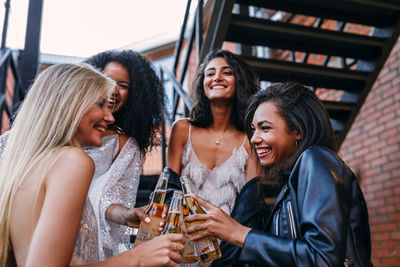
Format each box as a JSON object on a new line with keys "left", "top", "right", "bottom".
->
{"left": 85, "top": 50, "right": 164, "bottom": 155}
{"left": 244, "top": 82, "right": 337, "bottom": 182}
{"left": 189, "top": 49, "right": 259, "bottom": 131}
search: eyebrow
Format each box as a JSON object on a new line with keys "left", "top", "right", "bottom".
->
{"left": 117, "top": 81, "right": 130, "bottom": 85}
{"left": 257, "top": 120, "right": 272, "bottom": 126}
{"left": 205, "top": 66, "right": 232, "bottom": 72}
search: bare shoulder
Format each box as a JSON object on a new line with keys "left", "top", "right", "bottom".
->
{"left": 46, "top": 147, "right": 94, "bottom": 187}
{"left": 172, "top": 118, "right": 190, "bottom": 132}
{"left": 170, "top": 118, "right": 190, "bottom": 142}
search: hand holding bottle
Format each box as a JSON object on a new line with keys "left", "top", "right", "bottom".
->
{"left": 131, "top": 234, "right": 185, "bottom": 266}
{"left": 184, "top": 194, "right": 251, "bottom": 248}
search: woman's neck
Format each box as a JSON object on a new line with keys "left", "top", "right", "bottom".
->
{"left": 210, "top": 101, "right": 234, "bottom": 131}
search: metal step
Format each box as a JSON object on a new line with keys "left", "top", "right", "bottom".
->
{"left": 226, "top": 14, "right": 384, "bottom": 60}
{"left": 236, "top": 0, "right": 400, "bottom": 27}
{"left": 242, "top": 56, "right": 369, "bottom": 91}
{"left": 135, "top": 174, "right": 159, "bottom": 208}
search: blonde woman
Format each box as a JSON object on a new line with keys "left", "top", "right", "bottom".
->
{"left": 0, "top": 63, "right": 184, "bottom": 267}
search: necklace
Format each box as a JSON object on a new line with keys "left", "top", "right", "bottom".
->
{"left": 208, "top": 129, "right": 225, "bottom": 145}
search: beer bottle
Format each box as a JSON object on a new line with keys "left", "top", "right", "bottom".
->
{"left": 182, "top": 198, "right": 199, "bottom": 263}
{"left": 161, "top": 190, "right": 183, "bottom": 235}
{"left": 180, "top": 176, "right": 221, "bottom": 263}
{"left": 134, "top": 169, "right": 169, "bottom": 246}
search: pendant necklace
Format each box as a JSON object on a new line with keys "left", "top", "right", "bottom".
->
{"left": 209, "top": 129, "right": 225, "bottom": 145}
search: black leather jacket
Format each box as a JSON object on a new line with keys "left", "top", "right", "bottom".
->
{"left": 238, "top": 146, "right": 373, "bottom": 267}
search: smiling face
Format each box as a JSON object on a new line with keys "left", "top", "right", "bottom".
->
{"left": 75, "top": 97, "right": 115, "bottom": 147}
{"left": 203, "top": 57, "right": 236, "bottom": 101}
{"left": 250, "top": 101, "right": 301, "bottom": 167}
{"left": 103, "top": 62, "right": 130, "bottom": 113}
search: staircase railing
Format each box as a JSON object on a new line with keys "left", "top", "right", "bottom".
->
{"left": 0, "top": 49, "right": 23, "bottom": 133}
{"left": 158, "top": 0, "right": 208, "bottom": 168}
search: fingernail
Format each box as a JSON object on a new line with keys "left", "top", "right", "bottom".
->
{"left": 160, "top": 221, "right": 165, "bottom": 226}
{"left": 144, "top": 217, "right": 150, "bottom": 223}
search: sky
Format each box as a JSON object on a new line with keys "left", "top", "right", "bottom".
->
{"left": 0, "top": 0, "right": 189, "bottom": 57}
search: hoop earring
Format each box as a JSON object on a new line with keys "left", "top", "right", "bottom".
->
{"left": 296, "top": 140, "right": 299, "bottom": 147}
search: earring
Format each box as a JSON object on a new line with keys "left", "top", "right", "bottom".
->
{"left": 296, "top": 140, "right": 299, "bottom": 147}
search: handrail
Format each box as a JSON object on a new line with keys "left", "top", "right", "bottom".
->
{"left": 0, "top": 48, "right": 23, "bottom": 133}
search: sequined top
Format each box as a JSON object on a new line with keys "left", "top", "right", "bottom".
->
{"left": 181, "top": 125, "right": 248, "bottom": 215}
{"left": 0, "top": 132, "right": 142, "bottom": 263}
{"left": 85, "top": 135, "right": 142, "bottom": 260}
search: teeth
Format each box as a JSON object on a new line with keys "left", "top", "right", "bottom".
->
{"left": 108, "top": 99, "right": 117, "bottom": 104}
{"left": 212, "top": 86, "right": 225, "bottom": 89}
{"left": 257, "top": 149, "right": 271, "bottom": 155}
{"left": 95, "top": 126, "right": 106, "bottom": 133}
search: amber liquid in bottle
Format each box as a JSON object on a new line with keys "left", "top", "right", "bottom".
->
{"left": 161, "top": 191, "right": 183, "bottom": 255}
{"left": 182, "top": 201, "right": 199, "bottom": 263}
{"left": 180, "top": 176, "right": 221, "bottom": 263}
{"left": 134, "top": 171, "right": 169, "bottom": 246}
{"left": 161, "top": 191, "right": 183, "bottom": 235}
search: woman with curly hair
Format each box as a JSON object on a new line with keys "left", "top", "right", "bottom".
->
{"left": 83, "top": 50, "right": 165, "bottom": 259}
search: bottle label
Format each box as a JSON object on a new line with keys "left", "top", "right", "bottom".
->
{"left": 134, "top": 216, "right": 163, "bottom": 246}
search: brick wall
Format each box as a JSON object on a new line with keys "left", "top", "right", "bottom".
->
{"left": 340, "top": 37, "right": 400, "bottom": 267}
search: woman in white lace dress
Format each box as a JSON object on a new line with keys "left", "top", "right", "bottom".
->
{"left": 167, "top": 50, "right": 261, "bottom": 266}
{"left": 0, "top": 63, "right": 184, "bottom": 266}
{"left": 84, "top": 50, "right": 165, "bottom": 259}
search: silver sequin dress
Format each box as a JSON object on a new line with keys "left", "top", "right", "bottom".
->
{"left": 85, "top": 135, "right": 142, "bottom": 260}
{"left": 0, "top": 132, "right": 142, "bottom": 264}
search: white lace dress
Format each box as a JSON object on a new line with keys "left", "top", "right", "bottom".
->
{"left": 0, "top": 132, "right": 142, "bottom": 263}
{"left": 180, "top": 125, "right": 248, "bottom": 267}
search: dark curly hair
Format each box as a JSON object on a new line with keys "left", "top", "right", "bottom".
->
{"left": 189, "top": 49, "right": 259, "bottom": 131}
{"left": 85, "top": 50, "right": 164, "bottom": 155}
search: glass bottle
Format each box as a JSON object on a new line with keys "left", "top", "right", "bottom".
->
{"left": 180, "top": 176, "right": 221, "bottom": 263}
{"left": 161, "top": 190, "right": 183, "bottom": 235}
{"left": 134, "top": 170, "right": 169, "bottom": 246}
{"left": 182, "top": 198, "right": 199, "bottom": 263}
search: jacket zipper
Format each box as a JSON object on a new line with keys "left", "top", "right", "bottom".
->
{"left": 287, "top": 202, "right": 297, "bottom": 239}
{"left": 275, "top": 212, "right": 280, "bottom": 235}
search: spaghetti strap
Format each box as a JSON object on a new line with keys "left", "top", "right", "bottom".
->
{"left": 188, "top": 121, "right": 192, "bottom": 141}
{"left": 242, "top": 134, "right": 247, "bottom": 146}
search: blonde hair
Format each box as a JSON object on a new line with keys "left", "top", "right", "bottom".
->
{"left": 0, "top": 63, "right": 114, "bottom": 266}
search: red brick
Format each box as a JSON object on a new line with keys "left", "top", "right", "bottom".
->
{"left": 375, "top": 189, "right": 394, "bottom": 198}
{"left": 376, "top": 223, "right": 397, "bottom": 232}
{"left": 374, "top": 232, "right": 391, "bottom": 241}
{"left": 389, "top": 213, "right": 400, "bottom": 222}
{"left": 377, "top": 205, "right": 396, "bottom": 215}
{"left": 370, "top": 216, "right": 389, "bottom": 224}
{"left": 368, "top": 198, "right": 385, "bottom": 208}
{"left": 390, "top": 231, "right": 400, "bottom": 240}
{"left": 383, "top": 162, "right": 400, "bottom": 172}
{"left": 371, "top": 157, "right": 389, "bottom": 168}
{"left": 375, "top": 249, "right": 394, "bottom": 257}
{"left": 374, "top": 172, "right": 392, "bottom": 183}
{"left": 382, "top": 257, "right": 400, "bottom": 266}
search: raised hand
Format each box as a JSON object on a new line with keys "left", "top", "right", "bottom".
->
{"left": 184, "top": 194, "right": 251, "bottom": 248}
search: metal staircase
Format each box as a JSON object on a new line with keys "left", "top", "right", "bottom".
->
{"left": 165, "top": 0, "right": 400, "bottom": 146}
{"left": 147, "top": 0, "right": 400, "bottom": 206}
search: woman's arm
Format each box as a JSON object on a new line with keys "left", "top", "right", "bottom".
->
{"left": 26, "top": 148, "right": 95, "bottom": 266}
{"left": 167, "top": 119, "right": 189, "bottom": 175}
{"left": 75, "top": 234, "right": 185, "bottom": 267}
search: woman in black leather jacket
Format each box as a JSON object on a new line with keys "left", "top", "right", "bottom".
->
{"left": 185, "top": 82, "right": 373, "bottom": 267}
